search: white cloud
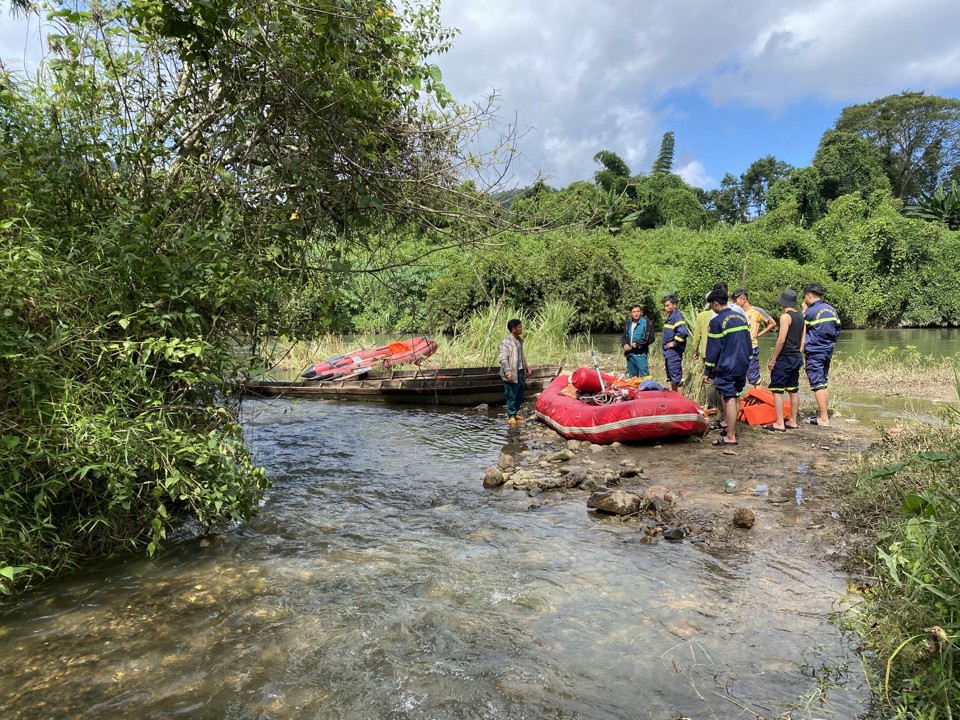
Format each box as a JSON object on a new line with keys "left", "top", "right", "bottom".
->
{"left": 438, "top": 0, "right": 960, "bottom": 187}
{"left": 675, "top": 159, "right": 714, "bottom": 189}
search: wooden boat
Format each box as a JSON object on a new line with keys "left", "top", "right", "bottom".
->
{"left": 300, "top": 336, "right": 438, "bottom": 380}
{"left": 244, "top": 365, "right": 563, "bottom": 406}
{"left": 534, "top": 371, "right": 709, "bottom": 444}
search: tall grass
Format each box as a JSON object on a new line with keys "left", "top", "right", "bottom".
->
{"left": 269, "top": 300, "right": 604, "bottom": 375}
{"left": 438, "top": 299, "right": 592, "bottom": 369}
{"left": 832, "top": 370, "right": 960, "bottom": 718}
{"left": 831, "top": 346, "right": 958, "bottom": 398}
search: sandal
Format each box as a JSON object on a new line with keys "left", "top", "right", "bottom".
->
{"left": 710, "top": 422, "right": 728, "bottom": 431}
{"left": 763, "top": 425, "right": 786, "bottom": 433}
{"left": 784, "top": 423, "right": 799, "bottom": 430}
{"left": 712, "top": 437, "right": 738, "bottom": 446}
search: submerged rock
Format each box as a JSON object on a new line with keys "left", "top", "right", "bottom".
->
{"left": 482, "top": 467, "right": 505, "bottom": 489}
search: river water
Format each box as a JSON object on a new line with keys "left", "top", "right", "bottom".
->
{"left": 0, "top": 397, "right": 868, "bottom": 719}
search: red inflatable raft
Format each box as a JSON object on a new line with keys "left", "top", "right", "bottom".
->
{"left": 300, "top": 336, "right": 438, "bottom": 380}
{"left": 535, "top": 371, "right": 709, "bottom": 444}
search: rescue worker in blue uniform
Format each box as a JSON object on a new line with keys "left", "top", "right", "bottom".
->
{"left": 703, "top": 286, "right": 751, "bottom": 446}
{"left": 661, "top": 294, "right": 689, "bottom": 394}
{"left": 620, "top": 304, "right": 654, "bottom": 378}
{"left": 802, "top": 283, "right": 841, "bottom": 427}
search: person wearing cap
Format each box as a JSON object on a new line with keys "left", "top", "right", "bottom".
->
{"left": 661, "top": 294, "right": 689, "bottom": 394}
{"left": 802, "top": 283, "right": 841, "bottom": 426}
{"left": 764, "top": 289, "right": 805, "bottom": 431}
{"left": 690, "top": 292, "right": 719, "bottom": 412}
{"left": 620, "top": 304, "right": 654, "bottom": 378}
{"left": 732, "top": 288, "right": 776, "bottom": 387}
{"left": 703, "top": 286, "right": 751, "bottom": 446}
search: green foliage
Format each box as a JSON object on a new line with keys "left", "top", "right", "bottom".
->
{"left": 510, "top": 181, "right": 599, "bottom": 228}
{"left": 0, "top": 0, "right": 505, "bottom": 595}
{"left": 834, "top": 414, "right": 960, "bottom": 718}
{"left": 701, "top": 173, "right": 747, "bottom": 225}
{"left": 630, "top": 174, "right": 708, "bottom": 230}
{"left": 815, "top": 193, "right": 947, "bottom": 326}
{"left": 441, "top": 298, "right": 586, "bottom": 368}
{"left": 812, "top": 130, "right": 891, "bottom": 204}
{"left": 906, "top": 180, "right": 960, "bottom": 231}
{"left": 592, "top": 150, "right": 632, "bottom": 194}
{"left": 540, "top": 231, "right": 639, "bottom": 330}
{"left": 740, "top": 155, "right": 793, "bottom": 217}
{"left": 836, "top": 91, "right": 960, "bottom": 201}
{"left": 651, "top": 131, "right": 675, "bottom": 174}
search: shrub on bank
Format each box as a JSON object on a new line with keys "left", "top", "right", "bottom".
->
{"left": 833, "top": 399, "right": 960, "bottom": 717}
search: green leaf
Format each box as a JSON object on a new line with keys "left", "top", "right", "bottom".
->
{"left": 916, "top": 452, "right": 954, "bottom": 462}
{"left": 899, "top": 492, "right": 929, "bottom": 515}
{"left": 0, "top": 566, "right": 29, "bottom": 580}
{"left": 863, "top": 463, "right": 905, "bottom": 481}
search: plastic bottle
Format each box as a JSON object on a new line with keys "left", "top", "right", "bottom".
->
{"left": 795, "top": 486, "right": 803, "bottom": 505}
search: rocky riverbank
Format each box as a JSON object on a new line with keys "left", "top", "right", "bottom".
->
{"left": 481, "top": 412, "right": 877, "bottom": 556}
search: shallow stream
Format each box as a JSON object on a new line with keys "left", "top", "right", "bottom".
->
{"left": 0, "top": 398, "right": 869, "bottom": 719}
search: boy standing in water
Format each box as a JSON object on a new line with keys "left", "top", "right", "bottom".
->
{"left": 661, "top": 294, "right": 689, "bottom": 394}
{"left": 765, "top": 289, "right": 805, "bottom": 431}
{"left": 620, "top": 305, "right": 654, "bottom": 378}
{"left": 498, "top": 318, "right": 528, "bottom": 425}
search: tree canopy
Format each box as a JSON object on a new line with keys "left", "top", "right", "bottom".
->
{"left": 0, "top": 0, "right": 510, "bottom": 592}
{"left": 835, "top": 91, "right": 960, "bottom": 201}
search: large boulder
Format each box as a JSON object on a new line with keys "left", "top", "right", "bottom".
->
{"left": 587, "top": 490, "right": 642, "bottom": 516}
{"left": 641, "top": 485, "right": 673, "bottom": 512}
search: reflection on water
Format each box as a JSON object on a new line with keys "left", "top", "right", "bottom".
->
{"left": 0, "top": 399, "right": 867, "bottom": 719}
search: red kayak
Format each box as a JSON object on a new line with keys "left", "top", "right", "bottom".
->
{"left": 300, "top": 336, "right": 438, "bottom": 380}
{"left": 535, "top": 370, "right": 709, "bottom": 444}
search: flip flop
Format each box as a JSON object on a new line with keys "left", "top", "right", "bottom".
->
{"left": 712, "top": 437, "right": 738, "bottom": 446}
{"left": 763, "top": 425, "right": 786, "bottom": 433}
{"left": 809, "top": 418, "right": 832, "bottom": 427}
{"left": 784, "top": 423, "right": 800, "bottom": 430}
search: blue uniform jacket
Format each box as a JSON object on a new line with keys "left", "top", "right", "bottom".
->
{"left": 704, "top": 308, "right": 751, "bottom": 378}
{"left": 662, "top": 309, "right": 689, "bottom": 353}
{"left": 621, "top": 317, "right": 652, "bottom": 354}
{"left": 803, "top": 300, "right": 841, "bottom": 355}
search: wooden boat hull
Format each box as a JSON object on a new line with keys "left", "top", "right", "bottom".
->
{"left": 244, "top": 365, "right": 562, "bottom": 406}
{"left": 535, "top": 373, "right": 709, "bottom": 444}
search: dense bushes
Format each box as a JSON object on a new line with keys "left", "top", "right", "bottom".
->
{"left": 409, "top": 192, "right": 960, "bottom": 333}
{"left": 424, "top": 231, "right": 639, "bottom": 332}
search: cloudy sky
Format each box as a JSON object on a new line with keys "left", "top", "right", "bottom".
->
{"left": 437, "top": 0, "right": 960, "bottom": 190}
{"left": 3, "top": 1, "right": 959, "bottom": 191}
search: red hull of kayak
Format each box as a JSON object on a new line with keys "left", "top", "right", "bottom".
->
{"left": 535, "top": 373, "right": 709, "bottom": 444}
{"left": 301, "top": 336, "right": 438, "bottom": 380}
